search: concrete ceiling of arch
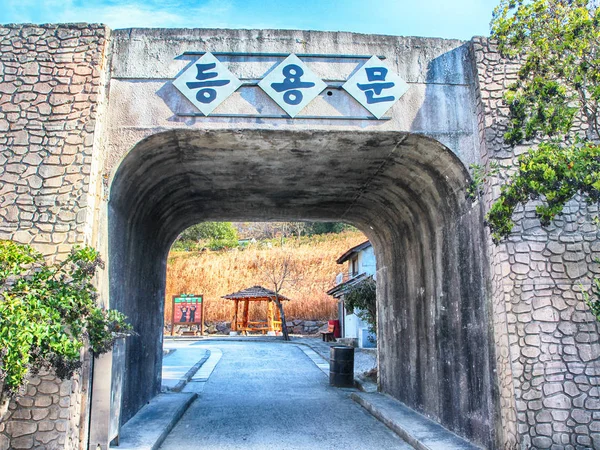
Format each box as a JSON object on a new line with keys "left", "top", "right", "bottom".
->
{"left": 109, "top": 129, "right": 470, "bottom": 236}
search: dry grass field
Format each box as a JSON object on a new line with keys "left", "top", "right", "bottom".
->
{"left": 164, "top": 230, "right": 367, "bottom": 324}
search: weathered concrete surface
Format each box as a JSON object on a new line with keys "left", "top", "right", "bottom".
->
{"left": 104, "top": 28, "right": 481, "bottom": 173}
{"left": 107, "top": 129, "right": 498, "bottom": 449}
{"left": 158, "top": 341, "right": 412, "bottom": 450}
{"left": 100, "top": 32, "right": 494, "bottom": 449}
{"left": 352, "top": 392, "right": 482, "bottom": 450}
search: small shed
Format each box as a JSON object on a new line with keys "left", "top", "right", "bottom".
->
{"left": 222, "top": 285, "right": 290, "bottom": 335}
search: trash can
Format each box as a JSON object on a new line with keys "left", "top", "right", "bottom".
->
{"left": 329, "top": 345, "right": 354, "bottom": 387}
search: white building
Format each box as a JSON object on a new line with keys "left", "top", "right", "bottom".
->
{"left": 327, "top": 240, "right": 376, "bottom": 348}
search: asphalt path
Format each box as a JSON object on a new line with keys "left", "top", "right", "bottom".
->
{"left": 159, "top": 341, "right": 411, "bottom": 450}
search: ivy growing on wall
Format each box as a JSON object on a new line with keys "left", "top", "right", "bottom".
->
{"left": 0, "top": 241, "right": 134, "bottom": 418}
{"left": 487, "top": 141, "right": 600, "bottom": 243}
{"left": 480, "top": 0, "right": 600, "bottom": 318}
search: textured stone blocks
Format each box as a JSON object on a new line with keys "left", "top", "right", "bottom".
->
{"left": 472, "top": 36, "right": 600, "bottom": 449}
{"left": 0, "top": 22, "right": 107, "bottom": 450}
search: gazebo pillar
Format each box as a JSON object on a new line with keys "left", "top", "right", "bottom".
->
{"left": 267, "top": 300, "right": 274, "bottom": 332}
{"left": 231, "top": 299, "right": 239, "bottom": 332}
{"left": 243, "top": 300, "right": 250, "bottom": 331}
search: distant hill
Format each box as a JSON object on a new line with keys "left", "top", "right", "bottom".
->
{"left": 165, "top": 229, "right": 367, "bottom": 324}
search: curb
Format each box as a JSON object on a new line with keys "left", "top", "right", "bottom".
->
{"left": 295, "top": 340, "right": 377, "bottom": 392}
{"left": 112, "top": 392, "right": 197, "bottom": 450}
{"left": 351, "top": 392, "right": 482, "bottom": 450}
{"left": 354, "top": 374, "right": 377, "bottom": 393}
{"left": 168, "top": 350, "right": 212, "bottom": 393}
{"left": 163, "top": 348, "right": 177, "bottom": 357}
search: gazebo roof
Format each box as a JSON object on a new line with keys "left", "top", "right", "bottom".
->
{"left": 222, "top": 285, "right": 291, "bottom": 301}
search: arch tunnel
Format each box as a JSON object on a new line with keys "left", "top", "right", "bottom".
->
{"left": 107, "top": 129, "right": 499, "bottom": 448}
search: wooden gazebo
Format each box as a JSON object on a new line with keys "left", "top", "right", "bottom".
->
{"left": 222, "top": 286, "right": 290, "bottom": 335}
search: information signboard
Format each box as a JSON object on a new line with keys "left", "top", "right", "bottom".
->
{"left": 171, "top": 294, "right": 204, "bottom": 335}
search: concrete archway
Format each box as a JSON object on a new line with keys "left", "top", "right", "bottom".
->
{"left": 108, "top": 129, "right": 498, "bottom": 448}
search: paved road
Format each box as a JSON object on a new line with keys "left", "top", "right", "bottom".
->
{"left": 159, "top": 341, "right": 411, "bottom": 450}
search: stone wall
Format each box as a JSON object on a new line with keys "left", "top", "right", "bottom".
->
{"left": 286, "top": 320, "right": 329, "bottom": 335}
{"left": 472, "top": 37, "right": 600, "bottom": 449}
{"left": 165, "top": 320, "right": 329, "bottom": 336}
{"left": 0, "top": 24, "right": 109, "bottom": 450}
{"left": 3, "top": 23, "right": 600, "bottom": 450}
{"left": 0, "top": 370, "right": 74, "bottom": 450}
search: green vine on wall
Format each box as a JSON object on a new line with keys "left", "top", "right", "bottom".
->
{"left": 483, "top": 0, "right": 600, "bottom": 320}
{"left": 582, "top": 260, "right": 600, "bottom": 321}
{"left": 0, "top": 241, "right": 134, "bottom": 417}
{"left": 467, "top": 161, "right": 503, "bottom": 200}
{"left": 486, "top": 141, "right": 600, "bottom": 243}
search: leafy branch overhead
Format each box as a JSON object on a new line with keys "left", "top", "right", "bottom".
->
{"left": 487, "top": 141, "right": 600, "bottom": 242}
{"left": 485, "top": 0, "right": 600, "bottom": 242}
{"left": 492, "top": 0, "right": 600, "bottom": 144}
{"left": 0, "top": 241, "right": 134, "bottom": 409}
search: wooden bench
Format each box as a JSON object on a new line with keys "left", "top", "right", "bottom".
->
{"left": 180, "top": 330, "right": 199, "bottom": 336}
{"left": 241, "top": 321, "right": 271, "bottom": 335}
{"left": 320, "top": 323, "right": 336, "bottom": 342}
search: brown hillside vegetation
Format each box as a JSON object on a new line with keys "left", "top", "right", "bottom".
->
{"left": 165, "top": 230, "right": 367, "bottom": 324}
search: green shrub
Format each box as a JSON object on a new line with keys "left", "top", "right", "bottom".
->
{"left": 582, "top": 274, "right": 600, "bottom": 322}
{"left": 178, "top": 222, "right": 238, "bottom": 243}
{"left": 207, "top": 237, "right": 239, "bottom": 251}
{"left": 306, "top": 222, "right": 354, "bottom": 235}
{"left": 0, "top": 241, "right": 133, "bottom": 402}
{"left": 344, "top": 277, "right": 377, "bottom": 335}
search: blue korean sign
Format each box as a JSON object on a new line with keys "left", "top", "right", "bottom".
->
{"left": 342, "top": 56, "right": 409, "bottom": 119}
{"left": 173, "top": 52, "right": 409, "bottom": 119}
{"left": 258, "top": 54, "right": 327, "bottom": 118}
{"left": 173, "top": 52, "right": 242, "bottom": 116}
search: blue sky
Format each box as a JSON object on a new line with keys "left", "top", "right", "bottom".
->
{"left": 0, "top": 0, "right": 498, "bottom": 40}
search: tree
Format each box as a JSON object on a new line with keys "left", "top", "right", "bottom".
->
{"left": 487, "top": 0, "right": 600, "bottom": 239}
{"left": 234, "top": 222, "right": 306, "bottom": 241}
{"left": 485, "top": 0, "right": 600, "bottom": 316}
{"left": 0, "top": 241, "right": 134, "bottom": 418}
{"left": 232, "top": 222, "right": 354, "bottom": 241}
{"left": 305, "top": 222, "right": 353, "bottom": 236}
{"left": 491, "top": 0, "right": 599, "bottom": 145}
{"left": 257, "top": 251, "right": 302, "bottom": 341}
{"left": 343, "top": 277, "right": 377, "bottom": 336}
{"left": 177, "top": 222, "right": 238, "bottom": 250}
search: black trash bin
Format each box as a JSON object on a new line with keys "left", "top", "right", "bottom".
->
{"left": 329, "top": 345, "right": 354, "bottom": 387}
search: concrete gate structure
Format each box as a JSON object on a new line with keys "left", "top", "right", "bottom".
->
{"left": 1, "top": 23, "right": 600, "bottom": 450}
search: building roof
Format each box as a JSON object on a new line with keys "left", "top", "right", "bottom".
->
{"left": 336, "top": 240, "right": 371, "bottom": 264}
{"left": 221, "top": 285, "right": 291, "bottom": 301}
{"left": 326, "top": 273, "right": 370, "bottom": 298}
